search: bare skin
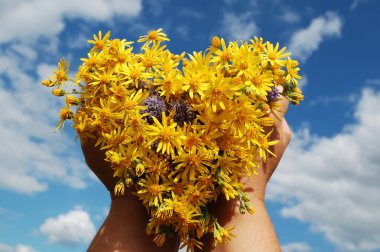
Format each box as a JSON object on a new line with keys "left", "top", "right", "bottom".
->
{"left": 81, "top": 139, "right": 179, "bottom": 252}
{"left": 199, "top": 97, "right": 291, "bottom": 252}
{"left": 81, "top": 96, "right": 290, "bottom": 252}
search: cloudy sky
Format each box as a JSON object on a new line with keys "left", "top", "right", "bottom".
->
{"left": 0, "top": 0, "right": 379, "bottom": 252}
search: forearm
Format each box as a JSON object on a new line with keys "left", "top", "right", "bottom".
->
{"left": 87, "top": 193, "right": 179, "bottom": 252}
{"left": 201, "top": 197, "right": 280, "bottom": 252}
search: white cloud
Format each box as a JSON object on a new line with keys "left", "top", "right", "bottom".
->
{"left": 298, "top": 74, "right": 308, "bottom": 89}
{"left": 178, "top": 9, "right": 203, "bottom": 20}
{"left": 0, "top": 243, "right": 38, "bottom": 252}
{"left": 0, "top": 0, "right": 142, "bottom": 45}
{"left": 39, "top": 207, "right": 96, "bottom": 246}
{"left": 288, "top": 12, "right": 343, "bottom": 62}
{"left": 268, "top": 88, "right": 380, "bottom": 251}
{"left": 279, "top": 10, "right": 301, "bottom": 24}
{"left": 282, "top": 242, "right": 311, "bottom": 252}
{"left": 365, "top": 79, "right": 380, "bottom": 86}
{"left": 350, "top": 0, "right": 372, "bottom": 10}
{"left": 176, "top": 26, "right": 189, "bottom": 38}
{"left": 0, "top": 48, "right": 88, "bottom": 194}
{"left": 308, "top": 93, "right": 358, "bottom": 107}
{"left": 145, "top": 0, "right": 170, "bottom": 17}
{"left": 224, "top": 0, "right": 258, "bottom": 6}
{"left": 221, "top": 12, "right": 259, "bottom": 41}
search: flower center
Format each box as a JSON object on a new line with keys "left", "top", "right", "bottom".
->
{"left": 149, "top": 184, "right": 161, "bottom": 195}
{"left": 160, "top": 128, "right": 172, "bottom": 141}
{"left": 268, "top": 51, "right": 277, "bottom": 60}
{"left": 148, "top": 31, "right": 158, "bottom": 40}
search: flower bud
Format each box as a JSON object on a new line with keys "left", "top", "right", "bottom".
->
{"left": 239, "top": 205, "right": 247, "bottom": 214}
{"left": 211, "top": 36, "right": 221, "bottom": 48}
{"left": 65, "top": 95, "right": 79, "bottom": 105}
{"left": 114, "top": 181, "right": 125, "bottom": 196}
{"left": 41, "top": 79, "right": 54, "bottom": 87}
{"left": 59, "top": 107, "right": 73, "bottom": 120}
{"left": 245, "top": 202, "right": 255, "bottom": 215}
{"left": 125, "top": 177, "right": 133, "bottom": 187}
{"left": 52, "top": 89, "right": 65, "bottom": 97}
{"left": 136, "top": 163, "right": 145, "bottom": 177}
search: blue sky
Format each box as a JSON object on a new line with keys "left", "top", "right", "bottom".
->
{"left": 0, "top": 0, "right": 379, "bottom": 252}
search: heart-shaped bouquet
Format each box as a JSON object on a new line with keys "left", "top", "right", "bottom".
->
{"left": 41, "top": 29, "right": 303, "bottom": 251}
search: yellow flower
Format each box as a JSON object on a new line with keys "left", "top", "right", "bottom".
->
{"left": 41, "top": 79, "right": 54, "bottom": 87}
{"left": 264, "top": 42, "right": 290, "bottom": 67}
{"left": 204, "top": 73, "right": 239, "bottom": 112}
{"left": 210, "top": 36, "right": 221, "bottom": 53}
{"left": 231, "top": 98, "right": 265, "bottom": 137}
{"left": 137, "top": 28, "right": 170, "bottom": 46}
{"left": 55, "top": 106, "right": 73, "bottom": 131}
{"left": 250, "top": 36, "right": 266, "bottom": 54}
{"left": 50, "top": 58, "right": 70, "bottom": 85}
{"left": 121, "top": 89, "right": 149, "bottom": 114}
{"left": 257, "top": 129, "right": 279, "bottom": 162}
{"left": 153, "top": 233, "right": 166, "bottom": 247}
{"left": 183, "top": 184, "right": 212, "bottom": 209}
{"left": 230, "top": 42, "right": 256, "bottom": 78}
{"left": 91, "top": 97, "right": 124, "bottom": 130}
{"left": 88, "top": 30, "right": 110, "bottom": 52}
{"left": 52, "top": 89, "right": 65, "bottom": 97}
{"left": 285, "top": 58, "right": 302, "bottom": 86}
{"left": 182, "top": 63, "right": 210, "bottom": 99}
{"left": 180, "top": 238, "right": 203, "bottom": 252}
{"left": 114, "top": 180, "right": 125, "bottom": 196}
{"left": 120, "top": 62, "right": 153, "bottom": 88}
{"left": 147, "top": 112, "right": 183, "bottom": 156}
{"left": 211, "top": 38, "right": 232, "bottom": 68}
{"left": 65, "top": 95, "right": 79, "bottom": 105}
{"left": 142, "top": 150, "right": 170, "bottom": 175}
{"left": 90, "top": 66, "right": 117, "bottom": 90}
{"left": 172, "top": 147, "right": 214, "bottom": 182}
{"left": 154, "top": 70, "right": 184, "bottom": 100}
{"left": 101, "top": 127, "right": 131, "bottom": 151}
{"left": 138, "top": 173, "right": 171, "bottom": 207}
{"left": 245, "top": 68, "right": 274, "bottom": 100}
{"left": 139, "top": 42, "right": 165, "bottom": 71}
{"left": 181, "top": 124, "right": 205, "bottom": 151}
{"left": 213, "top": 222, "right": 236, "bottom": 245}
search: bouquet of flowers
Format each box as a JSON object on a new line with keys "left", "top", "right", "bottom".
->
{"left": 41, "top": 29, "right": 303, "bottom": 251}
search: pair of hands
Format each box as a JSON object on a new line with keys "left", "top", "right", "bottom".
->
{"left": 81, "top": 97, "right": 291, "bottom": 252}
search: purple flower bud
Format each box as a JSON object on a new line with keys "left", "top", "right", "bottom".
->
{"left": 142, "top": 95, "right": 167, "bottom": 124}
{"left": 267, "top": 87, "right": 280, "bottom": 102}
{"left": 170, "top": 100, "right": 196, "bottom": 127}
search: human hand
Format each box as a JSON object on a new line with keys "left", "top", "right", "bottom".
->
{"left": 246, "top": 95, "right": 291, "bottom": 202}
{"left": 200, "top": 95, "right": 291, "bottom": 252}
{"left": 80, "top": 137, "right": 119, "bottom": 193}
{"left": 80, "top": 138, "right": 179, "bottom": 252}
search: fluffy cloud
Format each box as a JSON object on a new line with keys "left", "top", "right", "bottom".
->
{"left": 222, "top": 12, "right": 259, "bottom": 41}
{"left": 298, "top": 74, "right": 308, "bottom": 89}
{"left": 279, "top": 10, "right": 301, "bottom": 24}
{"left": 0, "top": 0, "right": 142, "bottom": 44}
{"left": 0, "top": 46, "right": 89, "bottom": 194}
{"left": 350, "top": 0, "right": 372, "bottom": 10}
{"left": 365, "top": 79, "right": 380, "bottom": 86}
{"left": 39, "top": 207, "right": 96, "bottom": 246}
{"left": 268, "top": 88, "right": 380, "bottom": 251}
{"left": 288, "top": 12, "right": 343, "bottom": 61}
{"left": 282, "top": 242, "right": 311, "bottom": 252}
{"left": 0, "top": 0, "right": 145, "bottom": 194}
{"left": 0, "top": 243, "right": 38, "bottom": 252}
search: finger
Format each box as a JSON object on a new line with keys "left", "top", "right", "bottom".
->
{"left": 272, "top": 95, "right": 289, "bottom": 121}
{"left": 281, "top": 118, "right": 291, "bottom": 146}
